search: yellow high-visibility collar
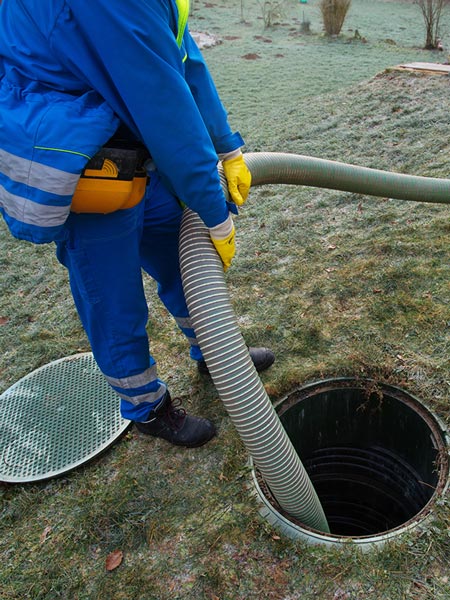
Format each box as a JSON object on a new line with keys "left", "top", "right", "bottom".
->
{"left": 175, "top": 0, "right": 189, "bottom": 48}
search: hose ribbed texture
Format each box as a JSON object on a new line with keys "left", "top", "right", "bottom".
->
{"left": 179, "top": 151, "right": 449, "bottom": 534}
{"left": 245, "top": 152, "right": 450, "bottom": 204}
{"left": 179, "top": 208, "right": 329, "bottom": 532}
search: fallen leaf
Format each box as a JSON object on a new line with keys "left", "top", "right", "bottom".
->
{"left": 39, "top": 526, "right": 52, "bottom": 544}
{"left": 0, "top": 316, "right": 9, "bottom": 325}
{"left": 105, "top": 549, "right": 123, "bottom": 571}
{"left": 271, "top": 564, "right": 288, "bottom": 585}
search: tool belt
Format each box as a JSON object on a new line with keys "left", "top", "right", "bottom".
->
{"left": 71, "top": 138, "right": 150, "bottom": 213}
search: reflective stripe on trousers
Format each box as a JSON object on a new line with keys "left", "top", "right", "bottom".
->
{"left": 55, "top": 170, "right": 202, "bottom": 422}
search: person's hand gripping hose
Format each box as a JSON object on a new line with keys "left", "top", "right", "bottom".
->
{"left": 220, "top": 149, "right": 252, "bottom": 206}
{"left": 209, "top": 214, "right": 236, "bottom": 271}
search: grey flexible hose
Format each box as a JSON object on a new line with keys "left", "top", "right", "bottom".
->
{"left": 179, "top": 208, "right": 330, "bottom": 532}
{"left": 179, "top": 151, "right": 449, "bottom": 534}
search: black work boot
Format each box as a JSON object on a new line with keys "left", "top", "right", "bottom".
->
{"left": 197, "top": 346, "right": 275, "bottom": 375}
{"left": 134, "top": 391, "right": 216, "bottom": 448}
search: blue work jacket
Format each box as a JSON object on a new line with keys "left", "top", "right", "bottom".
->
{"left": 0, "top": 0, "right": 242, "bottom": 243}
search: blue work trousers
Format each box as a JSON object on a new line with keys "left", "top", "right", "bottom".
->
{"left": 55, "top": 172, "right": 203, "bottom": 422}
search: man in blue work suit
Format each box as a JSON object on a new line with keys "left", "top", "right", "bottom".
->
{"left": 0, "top": 1, "right": 274, "bottom": 448}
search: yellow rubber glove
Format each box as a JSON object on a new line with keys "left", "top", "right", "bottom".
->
{"left": 209, "top": 214, "right": 236, "bottom": 272}
{"left": 221, "top": 151, "right": 252, "bottom": 206}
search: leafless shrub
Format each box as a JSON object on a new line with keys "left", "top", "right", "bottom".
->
{"left": 258, "top": 0, "right": 288, "bottom": 28}
{"left": 319, "top": 0, "right": 352, "bottom": 36}
{"left": 414, "top": 0, "right": 450, "bottom": 49}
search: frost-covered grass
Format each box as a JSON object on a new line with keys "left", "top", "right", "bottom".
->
{"left": 1, "top": 1, "right": 449, "bottom": 599}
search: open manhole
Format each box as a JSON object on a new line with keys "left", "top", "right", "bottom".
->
{"left": 252, "top": 378, "right": 449, "bottom": 548}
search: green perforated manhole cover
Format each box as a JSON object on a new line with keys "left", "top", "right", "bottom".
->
{"left": 0, "top": 353, "right": 131, "bottom": 483}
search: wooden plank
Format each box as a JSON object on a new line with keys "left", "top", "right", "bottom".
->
{"left": 396, "top": 62, "right": 450, "bottom": 75}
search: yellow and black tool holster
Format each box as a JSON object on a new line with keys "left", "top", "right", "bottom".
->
{"left": 71, "top": 138, "right": 150, "bottom": 214}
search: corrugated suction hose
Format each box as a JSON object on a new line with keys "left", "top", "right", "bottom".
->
{"left": 244, "top": 151, "right": 450, "bottom": 204}
{"left": 179, "top": 152, "right": 450, "bottom": 533}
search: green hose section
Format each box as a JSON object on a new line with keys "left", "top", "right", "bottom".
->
{"left": 180, "top": 150, "right": 449, "bottom": 535}
{"left": 244, "top": 152, "right": 450, "bottom": 204}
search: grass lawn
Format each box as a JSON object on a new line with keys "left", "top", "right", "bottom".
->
{"left": 1, "top": 1, "right": 449, "bottom": 598}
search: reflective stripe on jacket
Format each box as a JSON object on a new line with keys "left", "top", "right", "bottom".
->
{"left": 0, "top": 0, "right": 243, "bottom": 244}
{"left": 0, "top": 82, "right": 118, "bottom": 243}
